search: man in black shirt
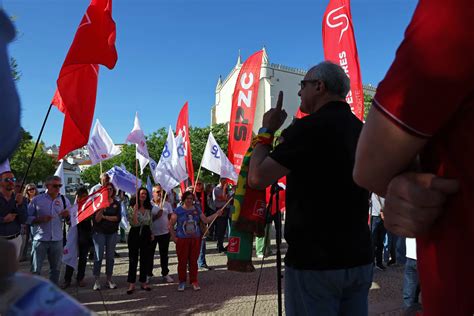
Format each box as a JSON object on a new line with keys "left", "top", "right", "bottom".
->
{"left": 248, "top": 61, "right": 373, "bottom": 315}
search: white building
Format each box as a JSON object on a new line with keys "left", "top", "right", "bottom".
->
{"left": 211, "top": 49, "right": 376, "bottom": 132}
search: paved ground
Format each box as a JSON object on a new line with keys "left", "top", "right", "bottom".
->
{"left": 20, "top": 236, "right": 407, "bottom": 316}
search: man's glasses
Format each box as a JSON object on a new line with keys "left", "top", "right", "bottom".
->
{"left": 50, "top": 184, "right": 63, "bottom": 188}
{"left": 1, "top": 177, "right": 16, "bottom": 183}
{"left": 300, "top": 79, "right": 319, "bottom": 90}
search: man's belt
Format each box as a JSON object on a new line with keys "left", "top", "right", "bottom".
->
{"left": 0, "top": 232, "right": 21, "bottom": 240}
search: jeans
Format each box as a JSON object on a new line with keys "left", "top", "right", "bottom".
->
{"left": 370, "top": 216, "right": 386, "bottom": 265}
{"left": 149, "top": 233, "right": 170, "bottom": 277}
{"left": 403, "top": 258, "right": 421, "bottom": 309}
{"left": 31, "top": 240, "right": 63, "bottom": 284}
{"left": 198, "top": 238, "right": 207, "bottom": 267}
{"left": 384, "top": 233, "right": 406, "bottom": 264}
{"left": 285, "top": 264, "right": 373, "bottom": 316}
{"left": 92, "top": 232, "right": 117, "bottom": 278}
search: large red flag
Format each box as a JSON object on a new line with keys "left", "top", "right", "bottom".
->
{"left": 228, "top": 50, "right": 264, "bottom": 173}
{"left": 176, "top": 102, "right": 194, "bottom": 191}
{"left": 52, "top": 0, "right": 118, "bottom": 159}
{"left": 322, "top": 0, "right": 364, "bottom": 121}
{"left": 77, "top": 186, "right": 110, "bottom": 224}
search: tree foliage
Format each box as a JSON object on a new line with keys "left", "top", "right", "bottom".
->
{"left": 364, "top": 93, "right": 374, "bottom": 121}
{"left": 80, "top": 123, "right": 229, "bottom": 187}
{"left": 9, "top": 129, "right": 56, "bottom": 183}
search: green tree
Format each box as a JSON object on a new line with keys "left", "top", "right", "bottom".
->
{"left": 364, "top": 93, "right": 374, "bottom": 121}
{"left": 10, "top": 129, "right": 56, "bottom": 183}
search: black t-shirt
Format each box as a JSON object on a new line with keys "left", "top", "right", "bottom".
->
{"left": 270, "top": 101, "right": 372, "bottom": 270}
{"left": 92, "top": 200, "right": 122, "bottom": 235}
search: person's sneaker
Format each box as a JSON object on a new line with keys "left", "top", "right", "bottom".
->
{"left": 163, "top": 275, "right": 174, "bottom": 283}
{"left": 60, "top": 281, "right": 71, "bottom": 289}
{"left": 93, "top": 280, "right": 101, "bottom": 291}
{"left": 192, "top": 282, "right": 201, "bottom": 291}
{"left": 199, "top": 263, "right": 213, "bottom": 270}
{"left": 177, "top": 282, "right": 186, "bottom": 292}
{"left": 106, "top": 280, "right": 117, "bottom": 289}
{"left": 387, "top": 259, "right": 397, "bottom": 266}
{"left": 375, "top": 263, "right": 386, "bottom": 271}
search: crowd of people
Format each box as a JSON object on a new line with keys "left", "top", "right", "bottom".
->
{"left": 0, "top": 168, "right": 236, "bottom": 294}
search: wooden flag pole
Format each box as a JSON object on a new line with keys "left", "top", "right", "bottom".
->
{"left": 201, "top": 196, "right": 233, "bottom": 239}
{"left": 160, "top": 192, "right": 168, "bottom": 209}
{"left": 193, "top": 163, "right": 203, "bottom": 195}
{"left": 135, "top": 159, "right": 139, "bottom": 193}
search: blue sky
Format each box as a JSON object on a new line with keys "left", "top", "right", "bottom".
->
{"left": 3, "top": 0, "right": 417, "bottom": 147}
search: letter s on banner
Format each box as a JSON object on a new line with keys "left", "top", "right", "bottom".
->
{"left": 322, "top": 0, "right": 364, "bottom": 121}
{"left": 228, "top": 50, "right": 264, "bottom": 173}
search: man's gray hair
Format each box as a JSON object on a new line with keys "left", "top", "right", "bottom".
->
{"left": 306, "top": 61, "right": 351, "bottom": 98}
{"left": 45, "top": 175, "right": 62, "bottom": 184}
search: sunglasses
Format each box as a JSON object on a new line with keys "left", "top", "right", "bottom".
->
{"left": 49, "top": 184, "right": 63, "bottom": 188}
{"left": 300, "top": 79, "right": 319, "bottom": 89}
{"left": 27, "top": 188, "right": 36, "bottom": 191}
{"left": 2, "top": 177, "right": 16, "bottom": 183}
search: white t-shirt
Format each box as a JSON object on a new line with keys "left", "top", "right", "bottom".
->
{"left": 370, "top": 194, "right": 384, "bottom": 216}
{"left": 406, "top": 238, "right": 417, "bottom": 260}
{"left": 151, "top": 201, "right": 172, "bottom": 236}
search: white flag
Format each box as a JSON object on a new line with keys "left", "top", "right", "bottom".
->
{"left": 126, "top": 112, "right": 150, "bottom": 174}
{"left": 150, "top": 157, "right": 179, "bottom": 193}
{"left": 87, "top": 119, "right": 121, "bottom": 165}
{"left": 62, "top": 203, "right": 78, "bottom": 269}
{"left": 175, "top": 132, "right": 189, "bottom": 183}
{"left": 201, "top": 132, "right": 238, "bottom": 183}
{"left": 54, "top": 160, "right": 66, "bottom": 196}
{"left": 160, "top": 126, "right": 188, "bottom": 183}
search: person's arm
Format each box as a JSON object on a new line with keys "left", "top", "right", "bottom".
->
{"left": 353, "top": 107, "right": 427, "bottom": 196}
{"left": 169, "top": 213, "right": 177, "bottom": 242}
{"left": 15, "top": 195, "right": 28, "bottom": 224}
{"left": 248, "top": 91, "right": 289, "bottom": 190}
{"left": 200, "top": 208, "right": 223, "bottom": 224}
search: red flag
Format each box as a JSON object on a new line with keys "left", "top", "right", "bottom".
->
{"left": 77, "top": 186, "right": 110, "bottom": 224}
{"left": 228, "top": 50, "right": 264, "bottom": 173}
{"left": 176, "top": 102, "right": 194, "bottom": 191}
{"left": 52, "top": 0, "right": 118, "bottom": 159}
{"left": 322, "top": 0, "right": 364, "bottom": 121}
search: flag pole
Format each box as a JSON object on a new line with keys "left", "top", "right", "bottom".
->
{"left": 201, "top": 196, "right": 233, "bottom": 239}
{"left": 160, "top": 192, "right": 167, "bottom": 209}
{"left": 21, "top": 103, "right": 53, "bottom": 191}
{"left": 135, "top": 158, "right": 138, "bottom": 193}
{"left": 99, "top": 161, "right": 103, "bottom": 176}
{"left": 193, "top": 163, "right": 202, "bottom": 195}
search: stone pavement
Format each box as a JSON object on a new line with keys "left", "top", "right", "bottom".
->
{"left": 20, "top": 237, "right": 408, "bottom": 315}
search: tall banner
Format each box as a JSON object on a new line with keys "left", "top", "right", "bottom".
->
{"left": 322, "top": 0, "right": 364, "bottom": 121}
{"left": 175, "top": 102, "right": 194, "bottom": 190}
{"left": 228, "top": 50, "right": 264, "bottom": 173}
